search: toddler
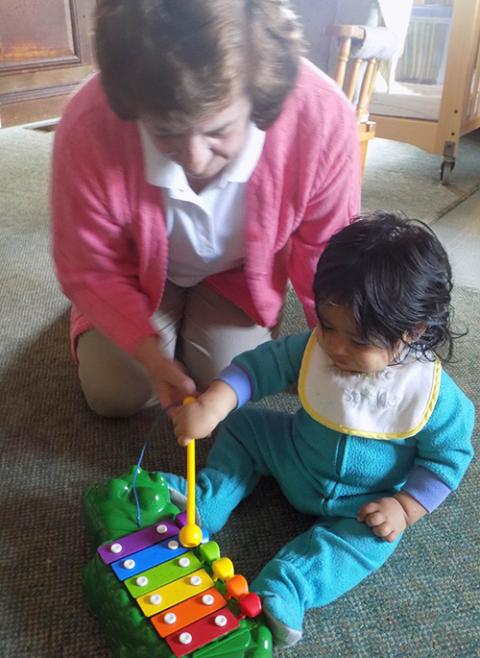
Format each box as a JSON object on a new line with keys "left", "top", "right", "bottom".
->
{"left": 164, "top": 212, "right": 475, "bottom": 647}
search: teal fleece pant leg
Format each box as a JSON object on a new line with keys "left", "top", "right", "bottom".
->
{"left": 252, "top": 516, "right": 401, "bottom": 639}
{"left": 162, "top": 408, "right": 294, "bottom": 533}
{"left": 162, "top": 406, "right": 402, "bottom": 645}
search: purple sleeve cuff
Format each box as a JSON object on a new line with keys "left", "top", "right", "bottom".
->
{"left": 215, "top": 364, "right": 252, "bottom": 409}
{"left": 402, "top": 466, "right": 452, "bottom": 513}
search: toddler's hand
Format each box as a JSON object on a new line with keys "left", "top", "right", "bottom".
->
{"left": 172, "top": 399, "right": 222, "bottom": 446}
{"left": 357, "top": 497, "right": 408, "bottom": 543}
{"left": 172, "top": 380, "right": 238, "bottom": 446}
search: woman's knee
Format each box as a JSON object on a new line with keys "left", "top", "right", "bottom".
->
{"left": 82, "top": 385, "right": 151, "bottom": 418}
{"left": 77, "top": 330, "right": 154, "bottom": 418}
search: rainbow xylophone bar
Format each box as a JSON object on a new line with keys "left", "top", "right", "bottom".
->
{"left": 83, "top": 466, "right": 273, "bottom": 658}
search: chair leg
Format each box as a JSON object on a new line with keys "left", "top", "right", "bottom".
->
{"left": 360, "top": 139, "right": 369, "bottom": 178}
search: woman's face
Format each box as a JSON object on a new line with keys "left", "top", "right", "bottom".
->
{"left": 143, "top": 96, "right": 252, "bottom": 187}
{"left": 316, "top": 305, "right": 403, "bottom": 375}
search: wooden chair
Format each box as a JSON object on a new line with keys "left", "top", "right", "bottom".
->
{"left": 326, "top": 25, "right": 379, "bottom": 176}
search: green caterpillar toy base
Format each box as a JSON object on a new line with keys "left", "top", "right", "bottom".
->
{"left": 82, "top": 466, "right": 273, "bottom": 658}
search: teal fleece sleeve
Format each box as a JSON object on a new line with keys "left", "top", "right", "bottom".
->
{"left": 409, "top": 369, "right": 475, "bottom": 493}
{"left": 231, "top": 332, "right": 312, "bottom": 400}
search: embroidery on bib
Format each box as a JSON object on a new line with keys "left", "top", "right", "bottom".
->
{"left": 298, "top": 330, "right": 441, "bottom": 440}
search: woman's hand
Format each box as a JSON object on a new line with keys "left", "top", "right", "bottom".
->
{"left": 172, "top": 380, "right": 238, "bottom": 446}
{"left": 134, "top": 336, "right": 196, "bottom": 412}
{"left": 357, "top": 492, "right": 427, "bottom": 542}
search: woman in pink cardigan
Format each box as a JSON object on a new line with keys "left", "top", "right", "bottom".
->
{"left": 51, "top": 0, "right": 361, "bottom": 417}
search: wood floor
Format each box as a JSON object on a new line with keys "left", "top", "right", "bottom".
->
{"left": 434, "top": 189, "right": 480, "bottom": 291}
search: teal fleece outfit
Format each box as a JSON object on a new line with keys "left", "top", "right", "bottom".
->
{"left": 163, "top": 332, "right": 475, "bottom": 646}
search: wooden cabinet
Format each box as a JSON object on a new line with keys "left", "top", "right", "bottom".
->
{"left": 0, "top": 0, "right": 97, "bottom": 127}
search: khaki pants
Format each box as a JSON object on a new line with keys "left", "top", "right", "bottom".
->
{"left": 77, "top": 281, "right": 274, "bottom": 417}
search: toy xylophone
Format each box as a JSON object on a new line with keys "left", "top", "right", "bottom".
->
{"left": 83, "top": 466, "right": 273, "bottom": 658}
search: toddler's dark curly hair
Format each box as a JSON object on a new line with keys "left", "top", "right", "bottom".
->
{"left": 313, "top": 211, "right": 461, "bottom": 362}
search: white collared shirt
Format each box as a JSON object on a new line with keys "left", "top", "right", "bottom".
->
{"left": 138, "top": 122, "right": 266, "bottom": 287}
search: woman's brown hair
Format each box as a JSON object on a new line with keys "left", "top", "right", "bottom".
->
{"left": 95, "top": 0, "right": 303, "bottom": 130}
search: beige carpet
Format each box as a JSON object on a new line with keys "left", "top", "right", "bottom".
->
{"left": 362, "top": 130, "right": 480, "bottom": 224}
{"left": 2, "top": 125, "right": 480, "bottom": 223}
{"left": 0, "top": 125, "right": 479, "bottom": 658}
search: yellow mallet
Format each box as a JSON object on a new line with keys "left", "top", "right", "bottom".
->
{"left": 178, "top": 396, "right": 203, "bottom": 548}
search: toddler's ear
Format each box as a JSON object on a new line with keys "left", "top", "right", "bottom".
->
{"left": 403, "top": 323, "right": 427, "bottom": 344}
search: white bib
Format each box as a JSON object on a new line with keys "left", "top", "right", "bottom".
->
{"left": 298, "top": 330, "right": 441, "bottom": 440}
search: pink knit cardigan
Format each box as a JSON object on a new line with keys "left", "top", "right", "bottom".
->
{"left": 51, "top": 59, "right": 361, "bottom": 357}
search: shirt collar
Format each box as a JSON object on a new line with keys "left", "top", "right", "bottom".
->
{"left": 138, "top": 121, "right": 265, "bottom": 191}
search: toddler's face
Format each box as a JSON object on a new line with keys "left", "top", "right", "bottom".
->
{"left": 142, "top": 96, "right": 252, "bottom": 188}
{"left": 316, "top": 305, "right": 402, "bottom": 374}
